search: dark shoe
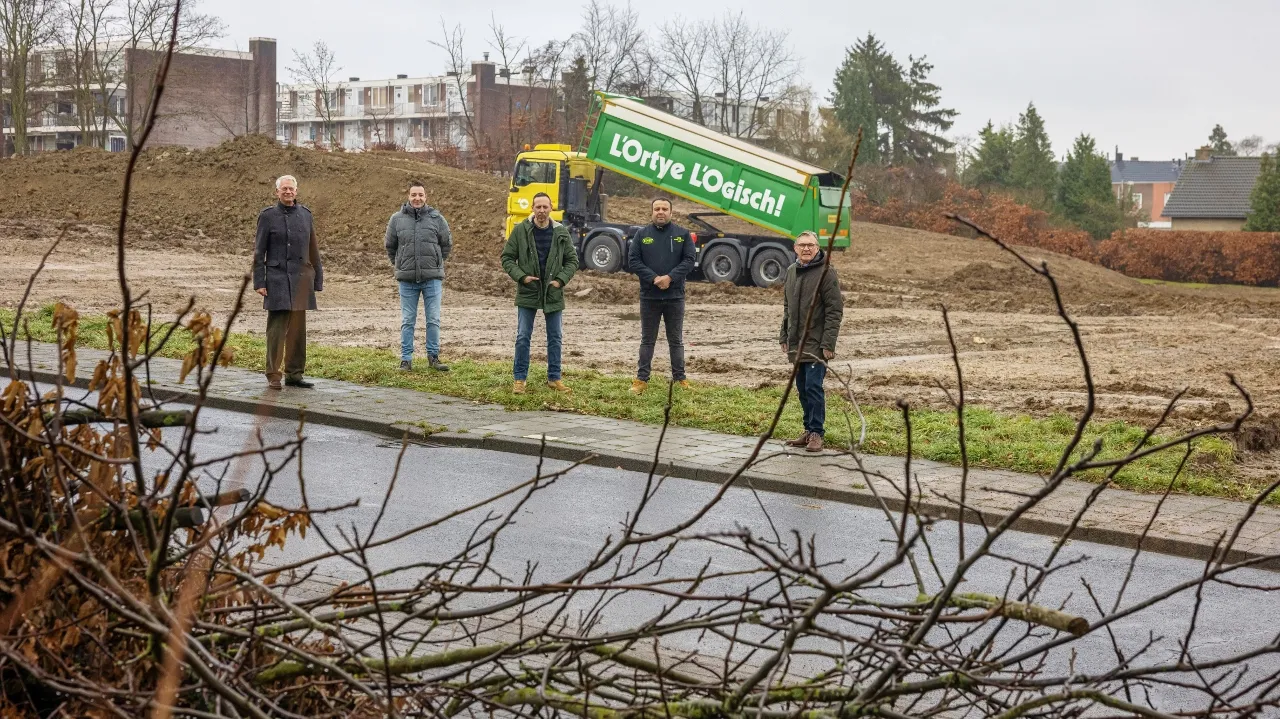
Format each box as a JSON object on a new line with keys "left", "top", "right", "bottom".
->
{"left": 428, "top": 356, "right": 450, "bottom": 372}
{"left": 805, "top": 433, "right": 824, "bottom": 453}
{"left": 399, "top": 360, "right": 412, "bottom": 371}
{"left": 285, "top": 378, "right": 315, "bottom": 389}
{"left": 785, "top": 431, "right": 811, "bottom": 447}
{"left": 267, "top": 377, "right": 283, "bottom": 391}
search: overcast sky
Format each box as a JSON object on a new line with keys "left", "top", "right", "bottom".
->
{"left": 208, "top": 0, "right": 1277, "bottom": 161}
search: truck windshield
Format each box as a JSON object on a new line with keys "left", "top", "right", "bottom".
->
{"left": 513, "top": 159, "right": 557, "bottom": 187}
{"left": 818, "top": 186, "right": 854, "bottom": 209}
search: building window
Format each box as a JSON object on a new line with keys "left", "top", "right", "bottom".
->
{"left": 1131, "top": 193, "right": 1143, "bottom": 209}
{"left": 109, "top": 137, "right": 125, "bottom": 152}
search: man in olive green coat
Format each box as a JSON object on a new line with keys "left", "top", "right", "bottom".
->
{"left": 500, "top": 192, "right": 579, "bottom": 394}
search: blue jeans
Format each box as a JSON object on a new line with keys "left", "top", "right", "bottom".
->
{"left": 399, "top": 280, "right": 442, "bottom": 361}
{"left": 513, "top": 307, "right": 562, "bottom": 381}
{"left": 795, "top": 362, "right": 827, "bottom": 436}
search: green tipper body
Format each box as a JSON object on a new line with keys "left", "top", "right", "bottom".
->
{"left": 584, "top": 94, "right": 851, "bottom": 246}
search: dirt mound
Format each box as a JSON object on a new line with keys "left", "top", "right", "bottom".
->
{"left": 0, "top": 136, "right": 513, "bottom": 274}
{"left": 941, "top": 262, "right": 1042, "bottom": 293}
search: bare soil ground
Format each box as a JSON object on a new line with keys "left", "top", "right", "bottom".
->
{"left": 4, "top": 137, "right": 1280, "bottom": 440}
{"left": 6, "top": 216, "right": 1280, "bottom": 436}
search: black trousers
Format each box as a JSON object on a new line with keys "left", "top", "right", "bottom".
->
{"left": 637, "top": 298, "right": 686, "bottom": 382}
{"left": 266, "top": 310, "right": 307, "bottom": 382}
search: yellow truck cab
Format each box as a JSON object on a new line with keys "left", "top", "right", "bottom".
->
{"left": 504, "top": 144, "right": 597, "bottom": 238}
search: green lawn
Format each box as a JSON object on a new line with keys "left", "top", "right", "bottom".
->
{"left": 3, "top": 306, "right": 1260, "bottom": 502}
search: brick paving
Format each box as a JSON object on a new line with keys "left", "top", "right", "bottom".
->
{"left": 15, "top": 342, "right": 1280, "bottom": 569}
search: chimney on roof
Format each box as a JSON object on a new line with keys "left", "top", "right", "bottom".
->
{"left": 1195, "top": 145, "right": 1213, "bottom": 161}
{"left": 483, "top": 51, "right": 489, "bottom": 61}
{"left": 349, "top": 77, "right": 359, "bottom": 82}
{"left": 1131, "top": 156, "right": 1138, "bottom": 161}
{"left": 396, "top": 74, "right": 407, "bottom": 79}
{"left": 1115, "top": 146, "right": 1122, "bottom": 162}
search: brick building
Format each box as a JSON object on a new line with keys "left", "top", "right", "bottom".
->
{"left": 1110, "top": 150, "right": 1184, "bottom": 229}
{"left": 2, "top": 37, "right": 276, "bottom": 156}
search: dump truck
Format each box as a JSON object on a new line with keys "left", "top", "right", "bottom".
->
{"left": 504, "top": 93, "right": 852, "bottom": 288}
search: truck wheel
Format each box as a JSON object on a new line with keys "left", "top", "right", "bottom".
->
{"left": 584, "top": 234, "right": 623, "bottom": 273}
{"left": 701, "top": 245, "right": 742, "bottom": 284}
{"left": 750, "top": 248, "right": 790, "bottom": 288}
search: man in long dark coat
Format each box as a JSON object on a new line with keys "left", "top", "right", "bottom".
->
{"left": 253, "top": 175, "right": 324, "bottom": 390}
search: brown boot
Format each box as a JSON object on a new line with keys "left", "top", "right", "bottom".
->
{"left": 512, "top": 380, "right": 527, "bottom": 395}
{"left": 785, "top": 431, "right": 811, "bottom": 447}
{"left": 546, "top": 380, "right": 571, "bottom": 393}
{"left": 805, "top": 433, "right": 824, "bottom": 453}
{"left": 267, "top": 374, "right": 283, "bottom": 391}
{"left": 629, "top": 379, "right": 647, "bottom": 394}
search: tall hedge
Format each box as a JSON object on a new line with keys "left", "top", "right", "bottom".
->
{"left": 1097, "top": 230, "right": 1280, "bottom": 286}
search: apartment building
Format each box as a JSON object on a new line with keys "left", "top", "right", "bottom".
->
{"left": 277, "top": 56, "right": 554, "bottom": 153}
{"left": 2, "top": 37, "right": 276, "bottom": 157}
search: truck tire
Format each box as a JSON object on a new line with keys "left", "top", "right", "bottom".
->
{"left": 701, "top": 245, "right": 743, "bottom": 284}
{"left": 750, "top": 248, "right": 791, "bottom": 288}
{"left": 583, "top": 234, "right": 623, "bottom": 273}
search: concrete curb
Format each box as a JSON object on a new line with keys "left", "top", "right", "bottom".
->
{"left": 17, "top": 367, "right": 1278, "bottom": 571}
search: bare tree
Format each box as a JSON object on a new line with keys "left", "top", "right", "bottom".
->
{"left": 60, "top": 0, "right": 111, "bottom": 147}
{"left": 366, "top": 93, "right": 399, "bottom": 150}
{"left": 570, "top": 0, "right": 644, "bottom": 95}
{"left": 431, "top": 18, "right": 479, "bottom": 160}
{"left": 706, "top": 11, "right": 799, "bottom": 140}
{"left": 656, "top": 18, "right": 711, "bottom": 124}
{"left": 0, "top": 0, "right": 59, "bottom": 155}
{"left": 487, "top": 13, "right": 526, "bottom": 162}
{"left": 118, "top": 0, "right": 224, "bottom": 148}
{"left": 523, "top": 39, "right": 566, "bottom": 145}
{"left": 287, "top": 40, "right": 342, "bottom": 148}
{"left": 1237, "top": 134, "right": 1267, "bottom": 157}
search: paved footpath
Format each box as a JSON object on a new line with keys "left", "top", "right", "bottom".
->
{"left": 14, "top": 342, "right": 1280, "bottom": 569}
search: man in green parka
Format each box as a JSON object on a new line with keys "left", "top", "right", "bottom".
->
{"left": 500, "top": 192, "right": 580, "bottom": 394}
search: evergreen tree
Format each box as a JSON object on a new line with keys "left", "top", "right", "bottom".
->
{"left": 1010, "top": 103, "right": 1056, "bottom": 204}
{"left": 561, "top": 55, "right": 594, "bottom": 142}
{"left": 831, "top": 33, "right": 900, "bottom": 165}
{"left": 1057, "top": 134, "right": 1122, "bottom": 239}
{"left": 1209, "top": 124, "right": 1236, "bottom": 155}
{"left": 1244, "top": 152, "right": 1280, "bottom": 232}
{"left": 830, "top": 34, "right": 955, "bottom": 166}
{"left": 964, "top": 121, "right": 1015, "bottom": 188}
{"left": 891, "top": 55, "right": 957, "bottom": 164}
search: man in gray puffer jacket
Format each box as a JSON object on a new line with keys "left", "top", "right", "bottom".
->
{"left": 386, "top": 180, "right": 452, "bottom": 371}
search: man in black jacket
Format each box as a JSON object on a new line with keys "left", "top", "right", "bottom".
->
{"left": 627, "top": 197, "right": 695, "bottom": 394}
{"left": 253, "top": 175, "right": 324, "bottom": 391}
